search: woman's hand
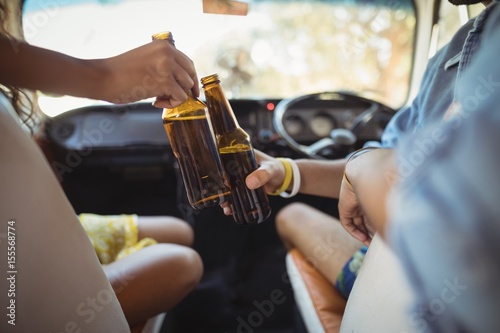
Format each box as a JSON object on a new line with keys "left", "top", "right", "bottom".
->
{"left": 221, "top": 150, "right": 286, "bottom": 216}
{"left": 99, "top": 40, "right": 199, "bottom": 107}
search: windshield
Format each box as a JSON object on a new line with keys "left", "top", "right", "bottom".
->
{"left": 23, "top": 0, "right": 416, "bottom": 116}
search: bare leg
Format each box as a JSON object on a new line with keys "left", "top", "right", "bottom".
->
{"left": 276, "top": 203, "right": 364, "bottom": 332}
{"left": 276, "top": 202, "right": 363, "bottom": 285}
{"left": 137, "top": 215, "right": 194, "bottom": 246}
{"left": 103, "top": 243, "right": 203, "bottom": 327}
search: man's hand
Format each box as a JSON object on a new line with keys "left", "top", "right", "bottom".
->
{"left": 338, "top": 176, "right": 375, "bottom": 246}
{"left": 338, "top": 148, "right": 396, "bottom": 244}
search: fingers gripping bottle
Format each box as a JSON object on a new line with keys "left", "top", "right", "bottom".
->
{"left": 201, "top": 74, "right": 271, "bottom": 224}
{"left": 152, "top": 32, "right": 230, "bottom": 210}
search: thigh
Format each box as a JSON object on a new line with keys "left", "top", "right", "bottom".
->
{"left": 103, "top": 243, "right": 202, "bottom": 326}
{"left": 137, "top": 215, "right": 194, "bottom": 246}
{"left": 276, "top": 202, "right": 363, "bottom": 284}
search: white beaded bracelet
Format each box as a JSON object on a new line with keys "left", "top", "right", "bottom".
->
{"left": 280, "top": 158, "right": 301, "bottom": 198}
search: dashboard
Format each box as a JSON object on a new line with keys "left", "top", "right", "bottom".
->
{"left": 45, "top": 100, "right": 279, "bottom": 166}
{"left": 45, "top": 94, "right": 394, "bottom": 167}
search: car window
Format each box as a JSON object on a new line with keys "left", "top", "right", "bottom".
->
{"left": 23, "top": 0, "right": 416, "bottom": 116}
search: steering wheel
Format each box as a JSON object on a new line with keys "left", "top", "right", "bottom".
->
{"left": 273, "top": 91, "right": 396, "bottom": 159}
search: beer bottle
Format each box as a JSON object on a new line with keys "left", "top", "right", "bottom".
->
{"left": 152, "top": 32, "right": 230, "bottom": 210}
{"left": 201, "top": 73, "right": 271, "bottom": 224}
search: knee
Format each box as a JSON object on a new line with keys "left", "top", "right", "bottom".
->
{"left": 276, "top": 202, "right": 310, "bottom": 238}
{"left": 157, "top": 244, "right": 203, "bottom": 292}
{"left": 177, "top": 247, "right": 204, "bottom": 292}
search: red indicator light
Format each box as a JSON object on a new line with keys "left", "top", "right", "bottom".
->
{"left": 266, "top": 102, "right": 275, "bottom": 111}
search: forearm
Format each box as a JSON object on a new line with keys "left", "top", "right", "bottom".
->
{"left": 0, "top": 37, "right": 107, "bottom": 100}
{"left": 347, "top": 149, "right": 396, "bottom": 238}
{"left": 295, "top": 158, "right": 345, "bottom": 199}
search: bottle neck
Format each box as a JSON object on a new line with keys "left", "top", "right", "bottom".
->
{"left": 163, "top": 88, "right": 207, "bottom": 119}
{"left": 204, "top": 84, "right": 239, "bottom": 134}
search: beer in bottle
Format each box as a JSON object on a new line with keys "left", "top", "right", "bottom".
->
{"left": 152, "top": 32, "right": 230, "bottom": 210}
{"left": 201, "top": 73, "right": 271, "bottom": 224}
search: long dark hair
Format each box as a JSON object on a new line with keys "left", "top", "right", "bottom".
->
{"left": 0, "top": 0, "right": 39, "bottom": 135}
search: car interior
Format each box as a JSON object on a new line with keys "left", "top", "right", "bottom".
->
{"left": 0, "top": 0, "right": 487, "bottom": 332}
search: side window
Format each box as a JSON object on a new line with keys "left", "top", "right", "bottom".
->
{"left": 467, "top": 3, "right": 485, "bottom": 18}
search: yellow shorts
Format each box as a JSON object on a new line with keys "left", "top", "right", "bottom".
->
{"left": 78, "top": 213, "right": 157, "bottom": 265}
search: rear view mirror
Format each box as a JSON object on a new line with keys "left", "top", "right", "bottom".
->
{"left": 203, "top": 0, "right": 248, "bottom": 16}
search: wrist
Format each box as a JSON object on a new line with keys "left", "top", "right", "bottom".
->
{"left": 343, "top": 147, "right": 380, "bottom": 188}
{"left": 268, "top": 158, "right": 292, "bottom": 196}
{"left": 267, "top": 158, "right": 301, "bottom": 198}
{"left": 280, "top": 158, "right": 300, "bottom": 198}
{"left": 86, "top": 58, "right": 115, "bottom": 102}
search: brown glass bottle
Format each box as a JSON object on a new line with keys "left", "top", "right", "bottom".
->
{"left": 153, "top": 32, "right": 230, "bottom": 210}
{"left": 201, "top": 73, "right": 271, "bottom": 224}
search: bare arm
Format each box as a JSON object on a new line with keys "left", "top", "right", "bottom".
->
{"left": 295, "top": 158, "right": 345, "bottom": 198}
{"left": 245, "top": 151, "right": 346, "bottom": 199}
{"left": 0, "top": 36, "right": 199, "bottom": 107}
{"left": 339, "top": 148, "right": 397, "bottom": 244}
{"left": 221, "top": 151, "right": 346, "bottom": 215}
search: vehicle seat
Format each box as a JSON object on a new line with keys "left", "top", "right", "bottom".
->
{"left": 142, "top": 313, "right": 167, "bottom": 333}
{"left": 0, "top": 93, "right": 130, "bottom": 333}
{"left": 286, "top": 234, "right": 417, "bottom": 333}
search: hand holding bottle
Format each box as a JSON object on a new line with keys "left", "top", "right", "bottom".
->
{"left": 156, "top": 33, "right": 230, "bottom": 210}
{"left": 101, "top": 40, "right": 200, "bottom": 107}
{"left": 244, "top": 150, "right": 287, "bottom": 192}
{"left": 221, "top": 150, "right": 286, "bottom": 217}
{"left": 202, "top": 74, "right": 271, "bottom": 224}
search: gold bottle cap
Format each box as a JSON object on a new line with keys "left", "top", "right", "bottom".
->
{"left": 201, "top": 73, "right": 220, "bottom": 86}
{"left": 152, "top": 31, "right": 175, "bottom": 44}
